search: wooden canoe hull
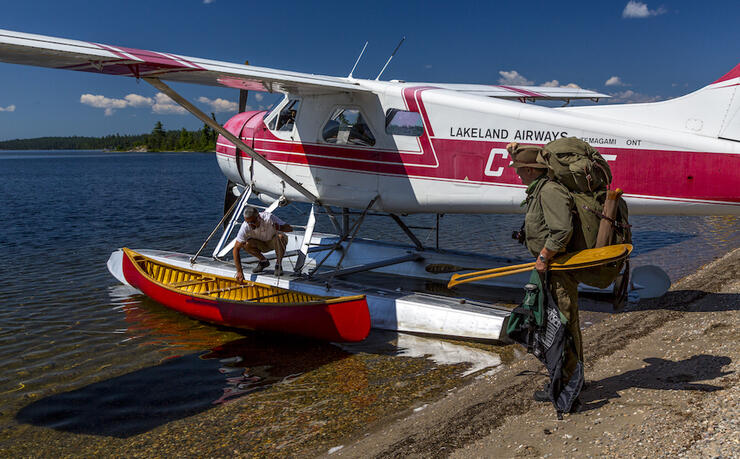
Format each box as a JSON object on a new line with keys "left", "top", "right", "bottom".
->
{"left": 121, "top": 249, "right": 371, "bottom": 342}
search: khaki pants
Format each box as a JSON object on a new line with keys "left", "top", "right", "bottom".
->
{"left": 247, "top": 234, "right": 287, "bottom": 254}
{"left": 549, "top": 271, "right": 582, "bottom": 382}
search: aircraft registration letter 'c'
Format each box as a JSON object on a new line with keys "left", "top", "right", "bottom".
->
{"left": 484, "top": 149, "right": 509, "bottom": 177}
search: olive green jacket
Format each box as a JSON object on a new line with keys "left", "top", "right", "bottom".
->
{"left": 523, "top": 176, "right": 574, "bottom": 257}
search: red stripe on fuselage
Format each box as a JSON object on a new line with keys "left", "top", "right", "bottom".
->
{"left": 221, "top": 91, "right": 739, "bottom": 205}
{"left": 239, "top": 134, "right": 740, "bottom": 204}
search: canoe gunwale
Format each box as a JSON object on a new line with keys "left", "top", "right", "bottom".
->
{"left": 121, "top": 247, "right": 365, "bottom": 307}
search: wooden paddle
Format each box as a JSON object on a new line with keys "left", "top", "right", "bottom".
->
{"left": 447, "top": 244, "right": 632, "bottom": 288}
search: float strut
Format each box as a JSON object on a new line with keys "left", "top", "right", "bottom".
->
{"left": 390, "top": 214, "right": 424, "bottom": 251}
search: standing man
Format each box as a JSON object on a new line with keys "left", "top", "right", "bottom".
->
{"left": 508, "top": 143, "right": 584, "bottom": 409}
{"left": 233, "top": 206, "right": 292, "bottom": 281}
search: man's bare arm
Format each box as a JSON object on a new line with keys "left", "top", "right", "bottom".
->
{"left": 233, "top": 241, "right": 245, "bottom": 282}
{"left": 277, "top": 223, "right": 293, "bottom": 233}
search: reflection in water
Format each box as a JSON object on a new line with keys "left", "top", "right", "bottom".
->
{"left": 339, "top": 331, "right": 503, "bottom": 376}
{"left": 15, "top": 289, "right": 504, "bottom": 440}
{"left": 16, "top": 335, "right": 351, "bottom": 438}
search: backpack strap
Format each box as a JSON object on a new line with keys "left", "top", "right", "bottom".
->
{"left": 581, "top": 205, "right": 632, "bottom": 229}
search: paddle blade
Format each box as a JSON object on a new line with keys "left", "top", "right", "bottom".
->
{"left": 551, "top": 244, "right": 632, "bottom": 268}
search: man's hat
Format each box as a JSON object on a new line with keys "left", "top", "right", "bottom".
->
{"left": 507, "top": 144, "right": 548, "bottom": 169}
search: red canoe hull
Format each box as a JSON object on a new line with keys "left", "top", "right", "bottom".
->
{"left": 121, "top": 251, "right": 371, "bottom": 342}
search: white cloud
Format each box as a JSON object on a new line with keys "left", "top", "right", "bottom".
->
{"left": 605, "top": 76, "right": 625, "bottom": 86}
{"left": 152, "top": 93, "right": 187, "bottom": 114}
{"left": 81, "top": 92, "right": 238, "bottom": 116}
{"left": 80, "top": 94, "right": 129, "bottom": 116}
{"left": 197, "top": 96, "right": 238, "bottom": 113}
{"left": 124, "top": 94, "right": 154, "bottom": 107}
{"left": 607, "top": 89, "right": 663, "bottom": 103}
{"left": 254, "top": 93, "right": 264, "bottom": 102}
{"left": 203, "top": 0, "right": 215, "bottom": 3}
{"left": 622, "top": 1, "right": 666, "bottom": 18}
{"left": 80, "top": 93, "right": 152, "bottom": 115}
{"left": 542, "top": 80, "right": 581, "bottom": 89}
{"left": 0, "top": 104, "right": 15, "bottom": 112}
{"left": 498, "top": 70, "right": 534, "bottom": 85}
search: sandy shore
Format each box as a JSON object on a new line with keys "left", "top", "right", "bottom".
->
{"left": 330, "top": 247, "right": 740, "bottom": 458}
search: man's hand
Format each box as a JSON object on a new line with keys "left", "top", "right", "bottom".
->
{"left": 535, "top": 256, "right": 549, "bottom": 273}
{"left": 233, "top": 241, "right": 244, "bottom": 282}
{"left": 506, "top": 142, "right": 519, "bottom": 155}
{"left": 535, "top": 248, "right": 557, "bottom": 273}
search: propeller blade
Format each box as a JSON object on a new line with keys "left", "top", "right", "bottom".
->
{"left": 223, "top": 180, "right": 240, "bottom": 229}
{"left": 238, "top": 89, "right": 248, "bottom": 113}
{"left": 238, "top": 61, "right": 249, "bottom": 113}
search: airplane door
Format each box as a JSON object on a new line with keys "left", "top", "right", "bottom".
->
{"left": 312, "top": 106, "right": 380, "bottom": 208}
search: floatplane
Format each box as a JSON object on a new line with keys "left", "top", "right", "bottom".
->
{"left": 1, "top": 30, "right": 738, "bottom": 341}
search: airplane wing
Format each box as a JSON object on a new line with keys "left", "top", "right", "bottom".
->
{"left": 0, "top": 28, "right": 366, "bottom": 95}
{"left": 406, "top": 82, "right": 610, "bottom": 101}
{"left": 0, "top": 29, "right": 608, "bottom": 102}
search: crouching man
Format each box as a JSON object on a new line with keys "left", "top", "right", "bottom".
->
{"left": 233, "top": 206, "right": 292, "bottom": 281}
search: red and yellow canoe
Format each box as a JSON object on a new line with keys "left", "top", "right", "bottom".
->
{"left": 121, "top": 248, "right": 370, "bottom": 342}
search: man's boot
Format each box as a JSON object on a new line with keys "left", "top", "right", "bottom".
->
{"left": 252, "top": 259, "right": 269, "bottom": 273}
{"left": 533, "top": 383, "right": 550, "bottom": 402}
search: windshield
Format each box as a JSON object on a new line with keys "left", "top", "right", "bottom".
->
{"left": 268, "top": 98, "right": 300, "bottom": 132}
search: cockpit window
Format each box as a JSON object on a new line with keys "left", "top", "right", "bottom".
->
{"left": 385, "top": 109, "right": 424, "bottom": 136}
{"left": 268, "top": 99, "right": 300, "bottom": 132}
{"left": 322, "top": 108, "right": 376, "bottom": 146}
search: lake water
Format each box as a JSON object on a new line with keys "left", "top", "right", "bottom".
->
{"left": 0, "top": 150, "right": 737, "bottom": 455}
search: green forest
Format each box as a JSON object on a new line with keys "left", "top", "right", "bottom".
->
{"left": 0, "top": 120, "right": 219, "bottom": 152}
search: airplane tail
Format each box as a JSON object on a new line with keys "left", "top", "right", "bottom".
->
{"left": 565, "top": 63, "right": 740, "bottom": 142}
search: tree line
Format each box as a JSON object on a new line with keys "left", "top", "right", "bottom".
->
{"left": 0, "top": 119, "right": 219, "bottom": 152}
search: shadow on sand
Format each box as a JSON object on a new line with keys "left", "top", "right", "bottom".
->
{"left": 15, "top": 334, "right": 350, "bottom": 438}
{"left": 633, "top": 290, "right": 740, "bottom": 313}
{"left": 576, "top": 290, "right": 740, "bottom": 315}
{"left": 580, "top": 354, "right": 733, "bottom": 412}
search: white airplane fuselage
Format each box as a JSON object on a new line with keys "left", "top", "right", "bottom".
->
{"left": 216, "top": 79, "right": 740, "bottom": 216}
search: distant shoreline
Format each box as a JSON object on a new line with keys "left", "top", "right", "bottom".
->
{"left": 0, "top": 123, "right": 218, "bottom": 152}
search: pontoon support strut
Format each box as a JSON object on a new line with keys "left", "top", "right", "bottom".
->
{"left": 390, "top": 214, "right": 424, "bottom": 251}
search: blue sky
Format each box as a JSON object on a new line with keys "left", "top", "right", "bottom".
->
{"left": 0, "top": 0, "right": 738, "bottom": 140}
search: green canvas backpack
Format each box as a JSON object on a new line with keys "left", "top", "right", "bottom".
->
{"left": 534, "top": 137, "right": 631, "bottom": 249}
{"left": 539, "top": 137, "right": 612, "bottom": 194}
{"left": 535, "top": 138, "right": 632, "bottom": 288}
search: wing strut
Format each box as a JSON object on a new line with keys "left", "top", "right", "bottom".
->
{"left": 144, "top": 78, "right": 321, "bottom": 205}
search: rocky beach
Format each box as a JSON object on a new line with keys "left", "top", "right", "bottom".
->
{"left": 331, "top": 247, "right": 740, "bottom": 458}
